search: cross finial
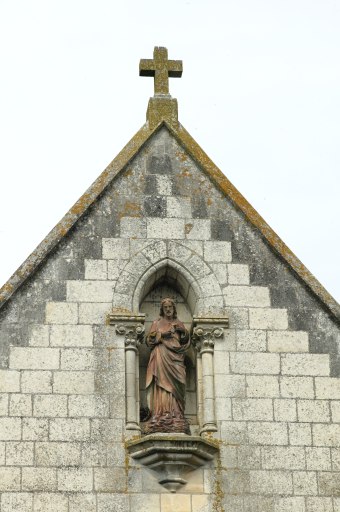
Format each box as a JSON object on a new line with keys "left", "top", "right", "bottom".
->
{"left": 140, "top": 47, "right": 183, "bottom": 96}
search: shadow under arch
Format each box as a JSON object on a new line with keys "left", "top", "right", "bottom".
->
{"left": 132, "top": 257, "right": 202, "bottom": 315}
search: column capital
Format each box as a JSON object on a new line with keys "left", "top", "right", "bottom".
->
{"left": 109, "top": 313, "right": 145, "bottom": 350}
{"left": 192, "top": 317, "right": 228, "bottom": 354}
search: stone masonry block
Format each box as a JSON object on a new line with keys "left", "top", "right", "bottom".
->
{"left": 230, "top": 352, "right": 280, "bottom": 374}
{"left": 249, "top": 470, "right": 292, "bottom": 494}
{"left": 166, "top": 196, "right": 192, "bottom": 217}
{"left": 248, "top": 422, "right": 288, "bottom": 445}
{"left": 315, "top": 377, "right": 340, "bottom": 399}
{"left": 107, "top": 259, "right": 126, "bottom": 280}
{"left": 53, "top": 371, "right": 94, "bottom": 394}
{"left": 21, "top": 467, "right": 57, "bottom": 491}
{"left": 94, "top": 467, "right": 126, "bottom": 492}
{"left": 121, "top": 252, "right": 151, "bottom": 277}
{"left": 49, "top": 418, "right": 90, "bottom": 441}
{"left": 9, "top": 394, "right": 32, "bottom": 416}
{"left": 147, "top": 217, "right": 185, "bottom": 239}
{"left": 281, "top": 353, "right": 330, "bottom": 376}
{"left": 58, "top": 467, "right": 93, "bottom": 491}
{"left": 79, "top": 303, "right": 111, "bottom": 324}
{"left": 141, "top": 240, "right": 167, "bottom": 264}
{"left": 0, "top": 418, "right": 21, "bottom": 440}
{"left": 293, "top": 470, "right": 317, "bottom": 495}
{"left": 246, "top": 376, "right": 280, "bottom": 397}
{"left": 60, "top": 348, "right": 95, "bottom": 370}
{"left": 331, "top": 402, "right": 340, "bottom": 422}
{"left": 161, "top": 494, "right": 191, "bottom": 512}
{"left": 156, "top": 175, "right": 173, "bottom": 195}
{"left": 0, "top": 395, "right": 8, "bottom": 415}
{"left": 85, "top": 259, "right": 107, "bottom": 280}
{"left": 319, "top": 472, "right": 340, "bottom": 496}
{"left": 0, "top": 468, "right": 21, "bottom": 491}
{"left": 204, "top": 240, "right": 231, "bottom": 262}
{"left": 0, "top": 370, "right": 20, "bottom": 392}
{"left": 28, "top": 325, "right": 50, "bottom": 347}
{"left": 197, "top": 273, "right": 221, "bottom": 296}
{"left": 228, "top": 264, "right": 250, "bottom": 284}
{"left": 97, "top": 494, "right": 129, "bottom": 512}
{"left": 275, "top": 497, "right": 305, "bottom": 512}
{"left": 35, "top": 442, "right": 81, "bottom": 466}
{"left": 50, "top": 325, "right": 93, "bottom": 347}
{"left": 297, "top": 399, "right": 330, "bottom": 422}
{"left": 33, "top": 493, "right": 68, "bottom": 512}
{"left": 33, "top": 395, "right": 67, "bottom": 417}
{"left": 68, "top": 395, "right": 109, "bottom": 417}
{"left": 249, "top": 308, "right": 288, "bottom": 330}
{"left": 46, "top": 302, "right": 78, "bottom": 324}
{"left": 22, "top": 418, "right": 48, "bottom": 441}
{"left": 223, "top": 285, "right": 270, "bottom": 307}
{"left": 236, "top": 330, "right": 266, "bottom": 352}
{"left": 120, "top": 217, "right": 146, "bottom": 238}
{"left": 267, "top": 331, "right": 309, "bottom": 352}
{"left": 1, "top": 493, "right": 33, "bottom": 511}
{"left": 279, "top": 376, "right": 314, "bottom": 399}
{"left": 102, "top": 238, "right": 130, "bottom": 259}
{"left": 9, "top": 347, "right": 60, "bottom": 370}
{"left": 215, "top": 374, "right": 246, "bottom": 397}
{"left": 67, "top": 280, "right": 115, "bottom": 302}
{"left": 91, "top": 419, "right": 123, "bottom": 442}
{"left": 289, "top": 423, "right": 312, "bottom": 446}
{"left": 261, "top": 446, "right": 305, "bottom": 470}
{"left": 114, "top": 270, "right": 138, "bottom": 295}
{"left": 232, "top": 398, "right": 273, "bottom": 421}
{"left": 186, "top": 219, "right": 211, "bottom": 240}
{"left": 306, "top": 447, "right": 331, "bottom": 470}
{"left": 273, "top": 398, "right": 297, "bottom": 421}
{"left": 21, "top": 371, "right": 52, "bottom": 394}
{"left": 69, "top": 494, "right": 96, "bottom": 512}
{"left": 313, "top": 424, "right": 340, "bottom": 446}
{"left": 0, "top": 442, "right": 4, "bottom": 464}
{"left": 307, "top": 497, "right": 333, "bottom": 512}
{"left": 130, "top": 494, "right": 160, "bottom": 512}
{"left": 6, "top": 441, "right": 34, "bottom": 465}
{"left": 211, "top": 263, "right": 228, "bottom": 284}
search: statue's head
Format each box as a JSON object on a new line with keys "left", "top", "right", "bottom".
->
{"left": 159, "top": 297, "right": 177, "bottom": 319}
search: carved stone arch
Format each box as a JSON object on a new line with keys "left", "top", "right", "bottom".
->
{"left": 112, "top": 240, "right": 224, "bottom": 315}
{"left": 132, "top": 257, "right": 203, "bottom": 314}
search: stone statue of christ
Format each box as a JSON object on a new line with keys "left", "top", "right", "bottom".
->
{"left": 144, "top": 298, "right": 191, "bottom": 434}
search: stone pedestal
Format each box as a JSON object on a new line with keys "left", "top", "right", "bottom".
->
{"left": 127, "top": 433, "right": 219, "bottom": 493}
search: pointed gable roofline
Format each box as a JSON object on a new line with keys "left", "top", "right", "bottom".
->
{"left": 1, "top": 117, "right": 340, "bottom": 322}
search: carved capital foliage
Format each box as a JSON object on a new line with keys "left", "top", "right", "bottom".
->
{"left": 191, "top": 316, "right": 229, "bottom": 354}
{"left": 116, "top": 323, "right": 145, "bottom": 349}
{"left": 109, "top": 313, "right": 145, "bottom": 350}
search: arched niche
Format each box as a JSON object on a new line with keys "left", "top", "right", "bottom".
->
{"left": 137, "top": 261, "right": 199, "bottom": 433}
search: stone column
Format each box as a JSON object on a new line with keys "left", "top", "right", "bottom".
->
{"left": 109, "top": 314, "right": 145, "bottom": 434}
{"left": 192, "top": 317, "right": 228, "bottom": 436}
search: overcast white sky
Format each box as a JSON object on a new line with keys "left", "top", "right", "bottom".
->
{"left": 0, "top": 0, "right": 339, "bottom": 303}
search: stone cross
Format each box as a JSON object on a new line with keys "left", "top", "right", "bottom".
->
{"left": 140, "top": 46, "right": 183, "bottom": 95}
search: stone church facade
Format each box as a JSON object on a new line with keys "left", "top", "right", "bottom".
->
{"left": 1, "top": 47, "right": 340, "bottom": 512}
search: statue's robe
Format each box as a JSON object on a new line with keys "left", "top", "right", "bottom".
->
{"left": 146, "top": 318, "right": 190, "bottom": 416}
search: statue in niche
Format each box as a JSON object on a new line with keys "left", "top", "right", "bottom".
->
{"left": 143, "top": 297, "right": 191, "bottom": 434}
